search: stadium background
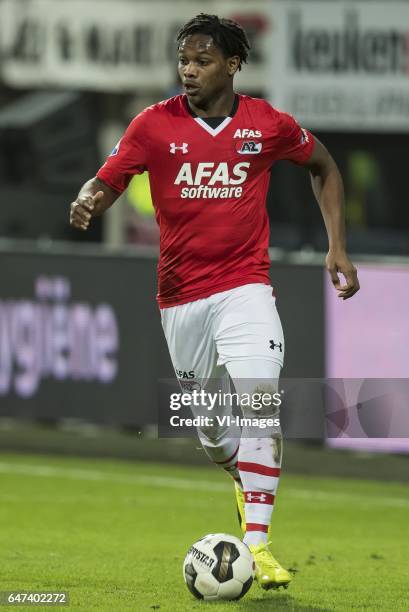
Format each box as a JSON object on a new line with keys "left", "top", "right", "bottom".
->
{"left": 0, "top": 0, "right": 408, "bottom": 610}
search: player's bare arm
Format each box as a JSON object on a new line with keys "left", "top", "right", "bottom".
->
{"left": 70, "top": 177, "right": 119, "bottom": 231}
{"left": 303, "top": 138, "right": 360, "bottom": 300}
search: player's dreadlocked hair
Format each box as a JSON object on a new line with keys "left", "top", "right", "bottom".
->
{"left": 176, "top": 13, "right": 251, "bottom": 71}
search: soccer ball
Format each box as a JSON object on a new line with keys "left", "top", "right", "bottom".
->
{"left": 183, "top": 533, "right": 255, "bottom": 601}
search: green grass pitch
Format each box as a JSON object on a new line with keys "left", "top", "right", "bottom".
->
{"left": 0, "top": 452, "right": 408, "bottom": 610}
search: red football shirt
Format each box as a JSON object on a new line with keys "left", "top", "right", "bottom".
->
{"left": 97, "top": 94, "right": 314, "bottom": 308}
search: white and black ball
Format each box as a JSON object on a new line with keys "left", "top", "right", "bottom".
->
{"left": 183, "top": 533, "right": 255, "bottom": 601}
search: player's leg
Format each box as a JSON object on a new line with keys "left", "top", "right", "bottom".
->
{"left": 195, "top": 370, "right": 242, "bottom": 485}
{"left": 160, "top": 301, "right": 241, "bottom": 485}
{"left": 214, "top": 283, "right": 291, "bottom": 589}
{"left": 213, "top": 284, "right": 284, "bottom": 538}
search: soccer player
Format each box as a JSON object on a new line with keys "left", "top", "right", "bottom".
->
{"left": 70, "top": 14, "right": 360, "bottom": 591}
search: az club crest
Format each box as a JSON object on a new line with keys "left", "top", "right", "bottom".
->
{"left": 236, "top": 140, "right": 262, "bottom": 155}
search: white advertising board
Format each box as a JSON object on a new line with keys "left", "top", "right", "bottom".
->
{"left": 270, "top": 2, "right": 409, "bottom": 131}
{"left": 0, "top": 0, "right": 272, "bottom": 92}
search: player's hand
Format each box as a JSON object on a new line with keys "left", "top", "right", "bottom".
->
{"left": 326, "top": 250, "right": 360, "bottom": 300}
{"left": 70, "top": 191, "right": 104, "bottom": 231}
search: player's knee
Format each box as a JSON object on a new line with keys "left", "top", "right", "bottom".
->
{"left": 197, "top": 423, "right": 228, "bottom": 444}
{"left": 241, "top": 383, "right": 281, "bottom": 419}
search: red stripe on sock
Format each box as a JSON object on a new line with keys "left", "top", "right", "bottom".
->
{"left": 238, "top": 462, "right": 281, "bottom": 477}
{"left": 244, "top": 491, "right": 275, "bottom": 505}
{"left": 215, "top": 446, "right": 239, "bottom": 465}
{"left": 246, "top": 523, "right": 269, "bottom": 533}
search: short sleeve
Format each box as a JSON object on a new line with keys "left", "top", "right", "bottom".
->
{"left": 276, "top": 111, "right": 314, "bottom": 165}
{"left": 96, "top": 110, "right": 149, "bottom": 193}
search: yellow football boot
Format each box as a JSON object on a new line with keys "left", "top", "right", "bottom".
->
{"left": 234, "top": 483, "right": 292, "bottom": 590}
{"left": 249, "top": 542, "right": 292, "bottom": 590}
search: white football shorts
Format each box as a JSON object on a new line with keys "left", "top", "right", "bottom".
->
{"left": 160, "top": 283, "right": 284, "bottom": 384}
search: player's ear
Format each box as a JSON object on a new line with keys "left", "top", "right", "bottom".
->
{"left": 227, "top": 56, "right": 240, "bottom": 76}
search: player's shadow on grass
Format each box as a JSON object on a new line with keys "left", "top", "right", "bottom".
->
{"left": 234, "top": 593, "right": 332, "bottom": 611}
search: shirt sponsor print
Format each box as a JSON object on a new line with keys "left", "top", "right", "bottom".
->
{"left": 174, "top": 161, "right": 250, "bottom": 200}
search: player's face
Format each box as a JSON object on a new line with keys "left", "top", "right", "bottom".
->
{"left": 178, "top": 34, "right": 239, "bottom": 108}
